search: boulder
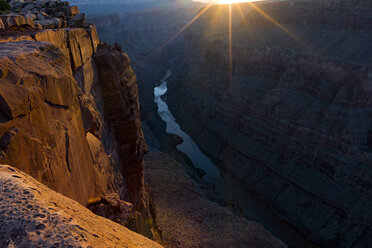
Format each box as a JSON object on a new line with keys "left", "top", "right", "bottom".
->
{"left": 22, "top": 3, "right": 35, "bottom": 11}
{"left": 88, "top": 193, "right": 134, "bottom": 226}
{"left": 69, "top": 12, "right": 84, "bottom": 27}
{"left": 34, "top": 19, "right": 55, "bottom": 29}
{"left": 8, "top": 0, "right": 18, "bottom": 7}
{"left": 58, "top": 5, "right": 79, "bottom": 16}
{"left": 47, "top": 0, "right": 58, "bottom": 8}
{"left": 51, "top": 17, "right": 62, "bottom": 28}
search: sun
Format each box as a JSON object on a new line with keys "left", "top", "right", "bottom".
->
{"left": 217, "top": 0, "right": 262, "bottom": 4}
{"left": 193, "top": 0, "right": 263, "bottom": 4}
{"left": 193, "top": 0, "right": 262, "bottom": 4}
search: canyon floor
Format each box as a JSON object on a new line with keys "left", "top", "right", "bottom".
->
{"left": 145, "top": 152, "right": 286, "bottom": 248}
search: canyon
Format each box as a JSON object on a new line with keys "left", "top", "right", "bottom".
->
{"left": 165, "top": 1, "right": 372, "bottom": 248}
{"left": 74, "top": 0, "right": 372, "bottom": 247}
{"left": 0, "top": 0, "right": 286, "bottom": 247}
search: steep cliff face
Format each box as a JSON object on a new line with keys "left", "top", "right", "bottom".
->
{"left": 94, "top": 44, "right": 148, "bottom": 209}
{"left": 0, "top": 0, "right": 155, "bottom": 239}
{"left": 0, "top": 40, "right": 110, "bottom": 205}
{"left": 167, "top": 1, "right": 372, "bottom": 247}
{"left": 86, "top": 7, "right": 201, "bottom": 151}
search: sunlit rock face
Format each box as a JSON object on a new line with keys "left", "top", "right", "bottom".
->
{"left": 0, "top": 164, "right": 163, "bottom": 248}
{"left": 0, "top": 40, "right": 117, "bottom": 205}
{"left": 0, "top": 0, "right": 156, "bottom": 239}
{"left": 166, "top": 1, "right": 372, "bottom": 247}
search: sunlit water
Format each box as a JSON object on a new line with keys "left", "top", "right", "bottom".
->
{"left": 154, "top": 69, "right": 220, "bottom": 183}
{"left": 154, "top": 67, "right": 320, "bottom": 248}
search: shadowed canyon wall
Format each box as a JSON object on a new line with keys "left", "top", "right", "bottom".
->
{"left": 166, "top": 1, "right": 372, "bottom": 247}
{"left": 85, "top": 5, "right": 202, "bottom": 150}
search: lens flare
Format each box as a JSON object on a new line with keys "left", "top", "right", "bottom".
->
{"left": 228, "top": 3, "right": 233, "bottom": 87}
{"left": 193, "top": 0, "right": 262, "bottom": 4}
{"left": 218, "top": 0, "right": 262, "bottom": 4}
{"left": 155, "top": 2, "right": 214, "bottom": 53}
{"left": 247, "top": 2, "right": 313, "bottom": 51}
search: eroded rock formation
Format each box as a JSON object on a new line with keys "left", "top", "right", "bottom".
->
{"left": 0, "top": 0, "right": 156, "bottom": 240}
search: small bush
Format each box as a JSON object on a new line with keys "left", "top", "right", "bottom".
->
{"left": 0, "top": 0, "right": 10, "bottom": 11}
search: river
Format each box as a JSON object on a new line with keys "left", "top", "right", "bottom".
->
{"left": 154, "top": 67, "right": 320, "bottom": 248}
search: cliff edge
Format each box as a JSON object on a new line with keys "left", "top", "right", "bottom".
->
{"left": 1, "top": 0, "right": 157, "bottom": 241}
{"left": 0, "top": 164, "right": 162, "bottom": 248}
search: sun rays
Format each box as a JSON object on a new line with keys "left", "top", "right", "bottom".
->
{"left": 153, "top": 2, "right": 215, "bottom": 55}
{"left": 246, "top": 2, "right": 312, "bottom": 51}
{"left": 236, "top": 3, "right": 249, "bottom": 26}
{"left": 228, "top": 3, "right": 233, "bottom": 86}
{"left": 149, "top": 0, "right": 312, "bottom": 87}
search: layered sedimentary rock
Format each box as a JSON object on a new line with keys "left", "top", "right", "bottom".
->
{"left": 0, "top": 164, "right": 163, "bottom": 248}
{"left": 167, "top": 1, "right": 372, "bottom": 247}
{"left": 0, "top": 0, "right": 155, "bottom": 240}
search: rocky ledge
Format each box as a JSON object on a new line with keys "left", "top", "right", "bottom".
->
{"left": 0, "top": 164, "right": 162, "bottom": 248}
{"left": 1, "top": 0, "right": 84, "bottom": 30}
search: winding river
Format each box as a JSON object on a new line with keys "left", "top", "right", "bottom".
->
{"left": 154, "top": 68, "right": 319, "bottom": 248}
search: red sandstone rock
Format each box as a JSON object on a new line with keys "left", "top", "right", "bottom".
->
{"left": 0, "top": 41, "right": 116, "bottom": 205}
{"left": 0, "top": 164, "right": 163, "bottom": 248}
